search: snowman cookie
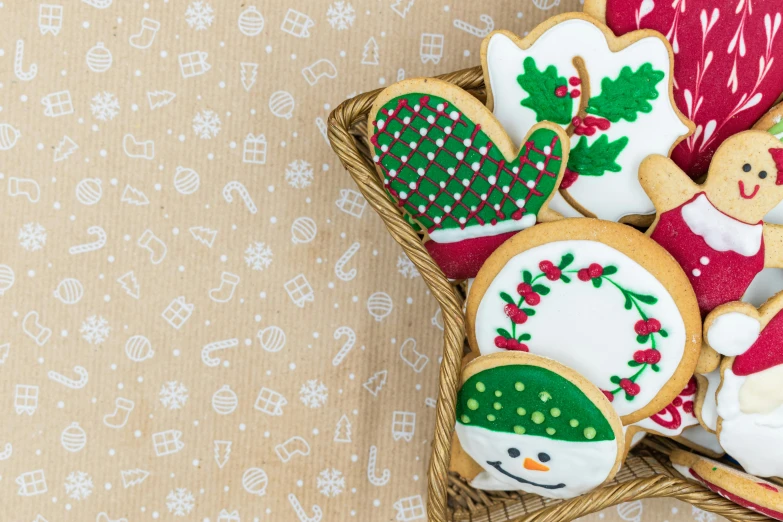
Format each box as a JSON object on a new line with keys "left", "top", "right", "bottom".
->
{"left": 639, "top": 130, "right": 783, "bottom": 317}
{"left": 584, "top": 0, "right": 783, "bottom": 179}
{"left": 467, "top": 219, "right": 701, "bottom": 424}
{"left": 368, "top": 78, "right": 569, "bottom": 280}
{"left": 453, "top": 352, "right": 624, "bottom": 499}
{"left": 672, "top": 450, "right": 783, "bottom": 521}
{"left": 705, "top": 291, "right": 783, "bottom": 477}
{"left": 481, "top": 13, "right": 692, "bottom": 224}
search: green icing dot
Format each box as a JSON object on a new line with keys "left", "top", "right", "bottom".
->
{"left": 493, "top": 402, "right": 502, "bottom": 410}
{"left": 539, "top": 391, "right": 552, "bottom": 402}
{"left": 546, "top": 427, "right": 556, "bottom": 435}
{"left": 532, "top": 411, "right": 545, "bottom": 424}
{"left": 516, "top": 407, "right": 526, "bottom": 416}
{"left": 584, "top": 427, "right": 596, "bottom": 440}
{"left": 461, "top": 415, "right": 470, "bottom": 424}
{"left": 514, "top": 382, "right": 525, "bottom": 391}
{"left": 467, "top": 399, "right": 479, "bottom": 411}
{"left": 569, "top": 419, "right": 579, "bottom": 428}
{"left": 476, "top": 382, "right": 486, "bottom": 392}
{"left": 487, "top": 414, "right": 496, "bottom": 422}
{"left": 494, "top": 390, "right": 502, "bottom": 397}
{"left": 550, "top": 408, "right": 561, "bottom": 418}
{"left": 514, "top": 425, "right": 526, "bottom": 435}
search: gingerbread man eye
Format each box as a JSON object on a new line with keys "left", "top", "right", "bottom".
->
{"left": 507, "top": 448, "right": 521, "bottom": 458}
{"left": 760, "top": 171, "right": 768, "bottom": 180}
{"left": 538, "top": 452, "right": 551, "bottom": 463}
{"left": 743, "top": 163, "right": 752, "bottom": 173}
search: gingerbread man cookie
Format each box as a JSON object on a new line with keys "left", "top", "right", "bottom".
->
{"left": 481, "top": 13, "right": 692, "bottom": 224}
{"left": 640, "top": 130, "right": 783, "bottom": 317}
{"left": 453, "top": 352, "right": 624, "bottom": 499}
{"left": 368, "top": 78, "right": 568, "bottom": 280}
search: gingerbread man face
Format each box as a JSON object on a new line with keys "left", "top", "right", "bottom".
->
{"left": 704, "top": 132, "right": 783, "bottom": 223}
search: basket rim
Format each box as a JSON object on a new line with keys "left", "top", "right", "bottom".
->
{"left": 325, "top": 66, "right": 774, "bottom": 522}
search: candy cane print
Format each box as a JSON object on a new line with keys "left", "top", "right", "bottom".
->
{"left": 332, "top": 326, "right": 356, "bottom": 366}
{"left": 288, "top": 493, "right": 323, "bottom": 522}
{"left": 367, "top": 445, "right": 391, "bottom": 486}
{"left": 334, "top": 242, "right": 360, "bottom": 281}
{"left": 222, "top": 181, "right": 257, "bottom": 214}
{"left": 201, "top": 338, "right": 239, "bottom": 367}
{"left": 47, "top": 366, "right": 88, "bottom": 389}
{"left": 452, "top": 14, "right": 495, "bottom": 38}
{"left": 69, "top": 225, "right": 107, "bottom": 255}
{"left": 0, "top": 442, "right": 11, "bottom": 461}
{"left": 14, "top": 40, "right": 37, "bottom": 81}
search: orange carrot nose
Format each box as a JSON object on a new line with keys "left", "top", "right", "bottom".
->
{"left": 523, "top": 458, "right": 549, "bottom": 472}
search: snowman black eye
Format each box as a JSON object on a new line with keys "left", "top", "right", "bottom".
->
{"left": 507, "top": 448, "right": 520, "bottom": 458}
{"left": 743, "top": 163, "right": 752, "bottom": 173}
{"left": 538, "top": 452, "right": 551, "bottom": 463}
{"left": 760, "top": 171, "right": 768, "bottom": 179}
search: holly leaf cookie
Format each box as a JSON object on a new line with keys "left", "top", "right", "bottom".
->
{"left": 453, "top": 352, "right": 624, "bottom": 499}
{"left": 481, "top": 13, "right": 692, "bottom": 224}
{"left": 585, "top": 0, "right": 783, "bottom": 179}
{"left": 466, "top": 219, "right": 702, "bottom": 424}
{"left": 368, "top": 78, "right": 569, "bottom": 280}
{"left": 704, "top": 291, "right": 783, "bottom": 478}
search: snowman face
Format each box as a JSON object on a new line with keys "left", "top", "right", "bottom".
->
{"left": 455, "top": 423, "right": 618, "bottom": 499}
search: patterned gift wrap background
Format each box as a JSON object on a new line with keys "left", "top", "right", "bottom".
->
{"left": 0, "top": 0, "right": 725, "bottom": 521}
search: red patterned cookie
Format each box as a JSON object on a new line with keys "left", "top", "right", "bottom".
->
{"left": 632, "top": 377, "right": 699, "bottom": 437}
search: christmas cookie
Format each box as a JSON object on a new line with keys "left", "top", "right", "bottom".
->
{"left": 481, "top": 13, "right": 692, "bottom": 224}
{"left": 671, "top": 450, "right": 783, "bottom": 521}
{"left": 675, "top": 425, "right": 725, "bottom": 459}
{"left": 705, "top": 291, "right": 783, "bottom": 477}
{"left": 466, "top": 219, "right": 701, "bottom": 424}
{"left": 584, "top": 0, "right": 783, "bottom": 178}
{"left": 368, "top": 78, "right": 569, "bottom": 280}
{"left": 453, "top": 352, "right": 624, "bottom": 499}
{"left": 631, "top": 377, "right": 699, "bottom": 437}
{"left": 639, "top": 130, "right": 783, "bottom": 317}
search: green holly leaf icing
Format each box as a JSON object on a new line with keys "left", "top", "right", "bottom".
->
{"left": 456, "top": 364, "right": 615, "bottom": 442}
{"left": 585, "top": 63, "right": 665, "bottom": 123}
{"left": 371, "top": 93, "right": 564, "bottom": 237}
{"left": 568, "top": 135, "right": 628, "bottom": 177}
{"left": 517, "top": 57, "right": 573, "bottom": 125}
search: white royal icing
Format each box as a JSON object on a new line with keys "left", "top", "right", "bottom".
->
{"left": 485, "top": 21, "right": 688, "bottom": 222}
{"left": 706, "top": 311, "right": 760, "bottom": 357}
{"left": 682, "top": 194, "right": 763, "bottom": 256}
{"left": 456, "top": 423, "right": 618, "bottom": 499}
{"left": 429, "top": 213, "right": 536, "bottom": 243}
{"left": 744, "top": 269, "right": 783, "bottom": 307}
{"left": 473, "top": 240, "right": 687, "bottom": 418}
{"left": 717, "top": 368, "right": 783, "bottom": 477}
{"left": 700, "top": 369, "right": 721, "bottom": 432}
{"left": 680, "top": 425, "right": 724, "bottom": 456}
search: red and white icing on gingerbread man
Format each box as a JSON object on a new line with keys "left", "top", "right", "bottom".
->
{"left": 640, "top": 130, "right": 783, "bottom": 316}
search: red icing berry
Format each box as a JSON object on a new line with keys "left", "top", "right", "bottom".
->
{"left": 683, "top": 400, "right": 694, "bottom": 414}
{"left": 505, "top": 339, "right": 529, "bottom": 352}
{"left": 569, "top": 76, "right": 581, "bottom": 86}
{"left": 578, "top": 268, "right": 590, "bottom": 281}
{"left": 588, "top": 263, "right": 603, "bottom": 278}
{"left": 525, "top": 293, "right": 541, "bottom": 306}
{"left": 517, "top": 283, "right": 533, "bottom": 296}
{"left": 634, "top": 320, "right": 649, "bottom": 335}
{"left": 646, "top": 318, "right": 661, "bottom": 333}
{"left": 554, "top": 85, "right": 568, "bottom": 98}
{"left": 494, "top": 336, "right": 508, "bottom": 349}
{"left": 511, "top": 209, "right": 525, "bottom": 221}
{"left": 602, "top": 390, "right": 615, "bottom": 402}
{"left": 584, "top": 115, "right": 611, "bottom": 131}
{"left": 672, "top": 397, "right": 683, "bottom": 407}
{"left": 570, "top": 89, "right": 581, "bottom": 99}
{"left": 620, "top": 379, "right": 641, "bottom": 396}
{"left": 646, "top": 349, "right": 661, "bottom": 364}
{"left": 545, "top": 267, "right": 561, "bottom": 281}
{"left": 560, "top": 169, "right": 579, "bottom": 189}
{"left": 633, "top": 351, "right": 647, "bottom": 364}
{"left": 571, "top": 116, "right": 582, "bottom": 127}
{"left": 635, "top": 319, "right": 661, "bottom": 336}
{"left": 504, "top": 303, "right": 519, "bottom": 318}
{"left": 539, "top": 261, "right": 554, "bottom": 272}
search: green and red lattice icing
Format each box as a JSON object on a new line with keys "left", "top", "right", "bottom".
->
{"left": 516, "top": 57, "right": 664, "bottom": 187}
{"left": 370, "top": 93, "right": 563, "bottom": 237}
{"left": 494, "top": 253, "right": 669, "bottom": 402}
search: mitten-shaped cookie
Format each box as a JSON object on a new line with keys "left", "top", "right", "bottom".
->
{"left": 640, "top": 130, "right": 783, "bottom": 316}
{"left": 453, "top": 352, "right": 624, "bottom": 499}
{"left": 705, "top": 291, "right": 783, "bottom": 477}
{"left": 369, "top": 78, "right": 568, "bottom": 280}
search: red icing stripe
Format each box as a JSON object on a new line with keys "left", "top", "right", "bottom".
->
{"left": 425, "top": 231, "right": 518, "bottom": 280}
{"left": 690, "top": 469, "right": 783, "bottom": 521}
{"left": 734, "top": 309, "right": 783, "bottom": 376}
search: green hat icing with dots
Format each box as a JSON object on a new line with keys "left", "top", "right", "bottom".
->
{"left": 456, "top": 364, "right": 615, "bottom": 442}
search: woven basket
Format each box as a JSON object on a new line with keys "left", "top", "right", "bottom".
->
{"left": 326, "top": 66, "right": 772, "bottom": 522}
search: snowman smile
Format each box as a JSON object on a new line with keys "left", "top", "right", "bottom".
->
{"left": 738, "top": 180, "right": 760, "bottom": 199}
{"left": 486, "top": 461, "right": 566, "bottom": 490}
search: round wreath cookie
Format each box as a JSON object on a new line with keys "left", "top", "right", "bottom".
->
{"left": 466, "top": 219, "right": 702, "bottom": 424}
{"left": 453, "top": 352, "right": 624, "bottom": 499}
{"left": 481, "top": 13, "right": 691, "bottom": 225}
{"left": 705, "top": 291, "right": 783, "bottom": 477}
{"left": 672, "top": 450, "right": 783, "bottom": 521}
{"left": 368, "top": 78, "right": 569, "bottom": 280}
{"left": 584, "top": 0, "right": 783, "bottom": 179}
{"left": 640, "top": 130, "right": 783, "bottom": 317}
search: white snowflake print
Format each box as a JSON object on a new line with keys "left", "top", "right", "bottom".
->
{"left": 80, "top": 315, "right": 110, "bottom": 345}
{"left": 244, "top": 241, "right": 273, "bottom": 271}
{"left": 192, "top": 110, "right": 221, "bottom": 139}
{"left": 326, "top": 1, "right": 355, "bottom": 30}
{"left": 90, "top": 92, "right": 120, "bottom": 121}
{"left": 316, "top": 468, "right": 345, "bottom": 497}
{"left": 18, "top": 222, "right": 47, "bottom": 251}
{"left": 185, "top": 1, "right": 214, "bottom": 30}
{"left": 166, "top": 488, "right": 195, "bottom": 516}
{"left": 159, "top": 381, "right": 189, "bottom": 410}
{"left": 64, "top": 470, "right": 94, "bottom": 500}
{"left": 692, "top": 507, "right": 717, "bottom": 522}
{"left": 299, "top": 379, "right": 328, "bottom": 408}
{"left": 396, "top": 254, "right": 420, "bottom": 279}
{"left": 285, "top": 159, "right": 314, "bottom": 189}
